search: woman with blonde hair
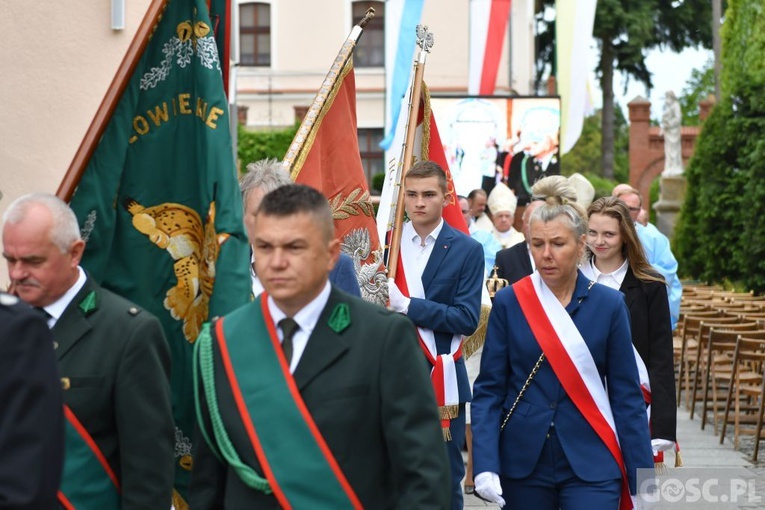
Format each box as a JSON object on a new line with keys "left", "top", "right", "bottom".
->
{"left": 472, "top": 178, "right": 653, "bottom": 509}
{"left": 581, "top": 196, "right": 676, "bottom": 464}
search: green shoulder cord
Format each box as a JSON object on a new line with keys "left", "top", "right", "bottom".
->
{"left": 521, "top": 153, "right": 533, "bottom": 196}
{"left": 193, "top": 322, "right": 272, "bottom": 494}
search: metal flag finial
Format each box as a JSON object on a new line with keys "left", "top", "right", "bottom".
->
{"left": 416, "top": 25, "right": 434, "bottom": 53}
{"left": 359, "top": 8, "right": 376, "bottom": 29}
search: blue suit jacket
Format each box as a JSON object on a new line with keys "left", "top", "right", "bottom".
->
{"left": 406, "top": 222, "right": 485, "bottom": 403}
{"left": 472, "top": 272, "right": 653, "bottom": 494}
{"left": 330, "top": 253, "right": 361, "bottom": 297}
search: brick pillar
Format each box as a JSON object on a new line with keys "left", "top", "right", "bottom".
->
{"left": 627, "top": 96, "right": 652, "bottom": 207}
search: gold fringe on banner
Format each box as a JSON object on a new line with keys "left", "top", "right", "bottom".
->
{"left": 420, "top": 82, "right": 432, "bottom": 159}
{"left": 462, "top": 304, "right": 491, "bottom": 360}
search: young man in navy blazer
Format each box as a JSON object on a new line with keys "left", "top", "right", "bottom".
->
{"left": 388, "top": 160, "right": 484, "bottom": 510}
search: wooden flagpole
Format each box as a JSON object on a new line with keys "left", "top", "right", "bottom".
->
{"left": 385, "top": 25, "right": 433, "bottom": 281}
{"left": 56, "top": 0, "right": 168, "bottom": 202}
{"left": 282, "top": 8, "right": 375, "bottom": 177}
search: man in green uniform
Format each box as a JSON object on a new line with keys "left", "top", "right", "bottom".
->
{"left": 2, "top": 193, "right": 174, "bottom": 509}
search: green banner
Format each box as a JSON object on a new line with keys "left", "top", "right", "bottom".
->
{"left": 68, "top": 0, "right": 251, "bottom": 504}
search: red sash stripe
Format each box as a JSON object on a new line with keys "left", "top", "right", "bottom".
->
{"left": 57, "top": 491, "right": 74, "bottom": 510}
{"left": 514, "top": 277, "right": 632, "bottom": 509}
{"left": 62, "top": 405, "right": 120, "bottom": 490}
{"left": 479, "top": 0, "right": 512, "bottom": 94}
{"left": 215, "top": 318, "right": 291, "bottom": 509}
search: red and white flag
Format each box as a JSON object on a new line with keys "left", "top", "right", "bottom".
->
{"left": 286, "top": 55, "right": 387, "bottom": 306}
{"left": 468, "top": 0, "right": 512, "bottom": 96}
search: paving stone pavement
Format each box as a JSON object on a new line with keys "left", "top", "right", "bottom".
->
{"left": 461, "top": 405, "right": 765, "bottom": 509}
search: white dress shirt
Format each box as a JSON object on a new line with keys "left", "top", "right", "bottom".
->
{"left": 267, "top": 280, "right": 331, "bottom": 374}
{"left": 403, "top": 218, "right": 444, "bottom": 282}
{"left": 583, "top": 258, "right": 629, "bottom": 291}
{"left": 39, "top": 266, "right": 87, "bottom": 329}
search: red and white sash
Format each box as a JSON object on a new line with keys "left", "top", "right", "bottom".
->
{"left": 514, "top": 273, "right": 633, "bottom": 510}
{"left": 397, "top": 235, "right": 462, "bottom": 435}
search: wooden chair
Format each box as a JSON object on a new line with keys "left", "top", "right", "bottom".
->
{"left": 726, "top": 292, "right": 765, "bottom": 302}
{"left": 719, "top": 336, "right": 765, "bottom": 461}
{"left": 683, "top": 294, "right": 715, "bottom": 302}
{"left": 698, "top": 327, "right": 765, "bottom": 432}
{"left": 736, "top": 311, "right": 765, "bottom": 322}
{"left": 680, "top": 303, "right": 710, "bottom": 315}
{"left": 683, "top": 283, "right": 724, "bottom": 294}
{"left": 676, "top": 313, "right": 730, "bottom": 406}
{"left": 677, "top": 313, "right": 737, "bottom": 409}
{"left": 690, "top": 321, "right": 759, "bottom": 420}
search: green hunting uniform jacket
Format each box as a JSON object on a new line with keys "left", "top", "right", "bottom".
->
{"left": 53, "top": 274, "right": 175, "bottom": 509}
{"left": 190, "top": 287, "right": 451, "bottom": 509}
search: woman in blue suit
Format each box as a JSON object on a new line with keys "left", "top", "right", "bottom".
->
{"left": 471, "top": 176, "right": 653, "bottom": 509}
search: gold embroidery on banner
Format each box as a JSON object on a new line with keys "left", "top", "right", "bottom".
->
{"left": 125, "top": 199, "right": 228, "bottom": 343}
{"left": 171, "top": 489, "right": 189, "bottom": 510}
{"left": 420, "top": 82, "right": 432, "bottom": 160}
{"left": 329, "top": 188, "right": 375, "bottom": 220}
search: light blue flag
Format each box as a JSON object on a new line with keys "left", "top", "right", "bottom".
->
{"left": 380, "top": 0, "right": 424, "bottom": 150}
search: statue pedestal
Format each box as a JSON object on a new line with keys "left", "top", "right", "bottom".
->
{"left": 654, "top": 175, "right": 687, "bottom": 240}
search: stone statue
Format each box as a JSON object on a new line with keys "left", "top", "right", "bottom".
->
{"left": 661, "top": 90, "right": 683, "bottom": 176}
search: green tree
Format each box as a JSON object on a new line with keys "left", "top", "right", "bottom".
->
{"left": 674, "top": 0, "right": 765, "bottom": 290}
{"left": 536, "top": 1, "right": 714, "bottom": 178}
{"left": 560, "top": 111, "right": 602, "bottom": 176}
{"left": 679, "top": 61, "right": 716, "bottom": 126}
{"left": 560, "top": 105, "right": 628, "bottom": 183}
{"left": 237, "top": 123, "right": 299, "bottom": 171}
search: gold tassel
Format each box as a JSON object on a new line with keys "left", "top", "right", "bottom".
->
{"left": 462, "top": 304, "right": 491, "bottom": 360}
{"left": 654, "top": 462, "right": 667, "bottom": 475}
{"left": 438, "top": 405, "right": 460, "bottom": 442}
{"left": 674, "top": 449, "right": 683, "bottom": 467}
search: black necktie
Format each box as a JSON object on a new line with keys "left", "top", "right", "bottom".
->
{"left": 279, "top": 318, "right": 299, "bottom": 366}
{"left": 35, "top": 307, "right": 52, "bottom": 321}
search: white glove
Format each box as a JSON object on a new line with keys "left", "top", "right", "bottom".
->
{"left": 651, "top": 438, "right": 675, "bottom": 456}
{"left": 474, "top": 472, "right": 505, "bottom": 507}
{"left": 631, "top": 493, "right": 655, "bottom": 510}
{"left": 387, "top": 278, "right": 410, "bottom": 313}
